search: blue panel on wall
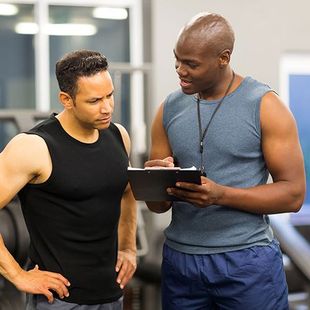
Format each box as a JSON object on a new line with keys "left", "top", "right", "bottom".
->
{"left": 289, "top": 74, "right": 310, "bottom": 209}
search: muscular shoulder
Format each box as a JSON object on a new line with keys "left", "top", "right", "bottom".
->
{"left": 3, "top": 133, "right": 46, "bottom": 155}
{"left": 5, "top": 133, "right": 47, "bottom": 152}
{"left": 0, "top": 133, "right": 50, "bottom": 179}
{"left": 260, "top": 92, "right": 296, "bottom": 133}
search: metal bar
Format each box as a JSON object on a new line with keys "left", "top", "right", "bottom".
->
{"left": 129, "top": 0, "right": 146, "bottom": 166}
{"left": 271, "top": 216, "right": 310, "bottom": 281}
{"left": 34, "top": 0, "right": 50, "bottom": 112}
{"left": 109, "top": 62, "right": 152, "bottom": 73}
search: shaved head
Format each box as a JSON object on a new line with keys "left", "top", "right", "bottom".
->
{"left": 177, "top": 12, "right": 235, "bottom": 56}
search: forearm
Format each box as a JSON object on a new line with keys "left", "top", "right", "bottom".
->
{"left": 0, "top": 234, "right": 23, "bottom": 284}
{"left": 145, "top": 201, "right": 172, "bottom": 213}
{"left": 219, "top": 180, "right": 305, "bottom": 214}
{"left": 118, "top": 189, "right": 137, "bottom": 253}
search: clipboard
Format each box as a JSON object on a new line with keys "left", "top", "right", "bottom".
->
{"left": 127, "top": 167, "right": 201, "bottom": 201}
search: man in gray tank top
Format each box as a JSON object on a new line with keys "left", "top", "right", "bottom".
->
{"left": 145, "top": 12, "right": 306, "bottom": 310}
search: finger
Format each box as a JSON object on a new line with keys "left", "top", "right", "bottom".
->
{"left": 120, "top": 266, "right": 136, "bottom": 288}
{"left": 173, "top": 191, "right": 207, "bottom": 207}
{"left": 175, "top": 182, "right": 201, "bottom": 191}
{"left": 53, "top": 285, "right": 66, "bottom": 299}
{"left": 35, "top": 271, "right": 70, "bottom": 297}
{"left": 31, "top": 266, "right": 70, "bottom": 286}
{"left": 163, "top": 156, "right": 174, "bottom": 163}
{"left": 43, "top": 289, "right": 54, "bottom": 304}
{"left": 118, "top": 258, "right": 137, "bottom": 288}
{"left": 168, "top": 186, "right": 190, "bottom": 196}
{"left": 168, "top": 188, "right": 199, "bottom": 202}
{"left": 117, "top": 262, "right": 129, "bottom": 289}
{"left": 43, "top": 271, "right": 71, "bottom": 287}
{"left": 145, "top": 159, "right": 174, "bottom": 167}
{"left": 45, "top": 279, "right": 67, "bottom": 299}
{"left": 115, "top": 255, "right": 124, "bottom": 272}
{"left": 201, "top": 176, "right": 209, "bottom": 183}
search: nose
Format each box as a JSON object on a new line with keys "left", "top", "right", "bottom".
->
{"left": 99, "top": 98, "right": 112, "bottom": 114}
{"left": 175, "top": 62, "right": 187, "bottom": 77}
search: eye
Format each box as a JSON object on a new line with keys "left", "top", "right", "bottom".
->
{"left": 175, "top": 59, "right": 180, "bottom": 69}
{"left": 88, "top": 99, "right": 100, "bottom": 104}
{"left": 187, "top": 62, "right": 198, "bottom": 69}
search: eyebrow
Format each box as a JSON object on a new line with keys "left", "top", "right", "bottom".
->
{"left": 173, "top": 50, "right": 200, "bottom": 64}
{"left": 107, "top": 90, "right": 114, "bottom": 97}
{"left": 87, "top": 90, "right": 114, "bottom": 101}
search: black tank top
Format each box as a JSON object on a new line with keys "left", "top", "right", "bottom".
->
{"left": 18, "top": 114, "right": 129, "bottom": 304}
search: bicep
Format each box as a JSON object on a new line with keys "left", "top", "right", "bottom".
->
{"left": 0, "top": 159, "right": 26, "bottom": 208}
{"left": 261, "top": 92, "right": 305, "bottom": 185}
{"left": 0, "top": 134, "right": 43, "bottom": 207}
{"left": 150, "top": 103, "right": 172, "bottom": 159}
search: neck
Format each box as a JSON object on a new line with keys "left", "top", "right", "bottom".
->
{"left": 56, "top": 111, "right": 99, "bottom": 143}
{"left": 199, "top": 69, "right": 235, "bottom": 101}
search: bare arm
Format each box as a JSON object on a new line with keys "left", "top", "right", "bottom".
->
{"left": 144, "top": 103, "right": 176, "bottom": 213}
{"left": 224, "top": 92, "right": 306, "bottom": 213}
{"left": 169, "top": 92, "right": 306, "bottom": 214}
{"left": 0, "top": 134, "right": 39, "bottom": 208}
{"left": 0, "top": 134, "right": 70, "bottom": 302}
{"left": 0, "top": 134, "right": 39, "bottom": 284}
{"left": 115, "top": 124, "right": 137, "bottom": 288}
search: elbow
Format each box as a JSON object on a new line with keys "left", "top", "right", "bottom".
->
{"left": 291, "top": 197, "right": 305, "bottom": 213}
{"left": 291, "top": 201, "right": 303, "bottom": 213}
{"left": 290, "top": 185, "right": 306, "bottom": 213}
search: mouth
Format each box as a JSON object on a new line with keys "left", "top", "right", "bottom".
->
{"left": 179, "top": 78, "right": 192, "bottom": 88}
{"left": 97, "top": 116, "right": 111, "bottom": 124}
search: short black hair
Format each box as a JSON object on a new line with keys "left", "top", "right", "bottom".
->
{"left": 55, "top": 49, "right": 109, "bottom": 98}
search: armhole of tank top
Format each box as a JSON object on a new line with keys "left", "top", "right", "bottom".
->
{"left": 109, "top": 123, "right": 128, "bottom": 156}
{"left": 23, "top": 132, "right": 54, "bottom": 187}
{"left": 23, "top": 131, "right": 49, "bottom": 150}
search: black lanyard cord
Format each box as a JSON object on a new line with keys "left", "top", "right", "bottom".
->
{"left": 197, "top": 71, "right": 235, "bottom": 176}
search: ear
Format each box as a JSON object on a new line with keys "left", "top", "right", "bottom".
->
{"left": 218, "top": 49, "right": 231, "bottom": 67}
{"left": 59, "top": 91, "right": 73, "bottom": 109}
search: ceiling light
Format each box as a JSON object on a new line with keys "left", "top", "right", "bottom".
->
{"left": 0, "top": 3, "right": 18, "bottom": 16}
{"left": 93, "top": 7, "right": 128, "bottom": 20}
{"left": 48, "top": 23, "right": 97, "bottom": 36}
{"left": 15, "top": 23, "right": 97, "bottom": 36}
{"left": 15, "top": 22, "right": 38, "bottom": 35}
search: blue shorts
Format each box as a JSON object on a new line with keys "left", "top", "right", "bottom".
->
{"left": 161, "top": 241, "right": 288, "bottom": 310}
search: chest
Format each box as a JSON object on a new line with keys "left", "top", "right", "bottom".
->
{"left": 166, "top": 101, "right": 261, "bottom": 167}
{"left": 44, "top": 131, "right": 129, "bottom": 199}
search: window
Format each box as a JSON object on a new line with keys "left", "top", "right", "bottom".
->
{"left": 48, "top": 5, "right": 130, "bottom": 112}
{"left": 280, "top": 54, "right": 310, "bottom": 217}
{"left": 0, "top": 1, "right": 147, "bottom": 158}
{"left": 0, "top": 3, "right": 35, "bottom": 109}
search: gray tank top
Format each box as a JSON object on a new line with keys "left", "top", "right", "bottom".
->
{"left": 163, "top": 76, "right": 274, "bottom": 254}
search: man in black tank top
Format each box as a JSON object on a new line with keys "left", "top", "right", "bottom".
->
{"left": 0, "top": 50, "right": 137, "bottom": 309}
